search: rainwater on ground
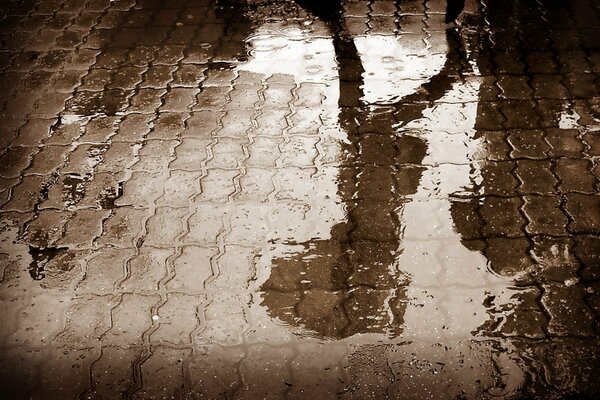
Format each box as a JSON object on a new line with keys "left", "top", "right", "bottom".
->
{"left": 0, "top": 0, "right": 599, "bottom": 399}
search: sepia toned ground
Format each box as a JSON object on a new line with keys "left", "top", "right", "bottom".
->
{"left": 0, "top": 0, "right": 599, "bottom": 398}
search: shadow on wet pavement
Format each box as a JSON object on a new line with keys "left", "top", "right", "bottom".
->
{"left": 0, "top": 0, "right": 599, "bottom": 399}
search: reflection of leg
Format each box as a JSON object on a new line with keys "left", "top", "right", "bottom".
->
{"left": 334, "top": 33, "right": 365, "bottom": 109}
{"left": 445, "top": 0, "right": 465, "bottom": 23}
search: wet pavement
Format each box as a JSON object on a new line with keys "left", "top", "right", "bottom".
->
{"left": 0, "top": 0, "right": 599, "bottom": 398}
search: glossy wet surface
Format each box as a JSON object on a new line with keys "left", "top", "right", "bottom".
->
{"left": 0, "top": 0, "right": 599, "bottom": 399}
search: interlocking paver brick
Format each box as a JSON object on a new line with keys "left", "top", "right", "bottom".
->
{"left": 170, "top": 138, "right": 211, "bottom": 170}
{"left": 507, "top": 129, "right": 549, "bottom": 159}
{"left": 25, "top": 209, "right": 70, "bottom": 246}
{"left": 0, "top": 146, "right": 37, "bottom": 178}
{"left": 103, "top": 293, "right": 159, "bottom": 345}
{"left": 523, "top": 195, "right": 569, "bottom": 236}
{"left": 154, "top": 45, "right": 186, "bottom": 65}
{"left": 1, "top": 0, "right": 599, "bottom": 397}
{"left": 115, "top": 113, "right": 155, "bottom": 142}
{"left": 166, "top": 246, "right": 215, "bottom": 291}
{"left": 133, "top": 139, "right": 177, "bottom": 172}
{"left": 95, "top": 142, "right": 136, "bottom": 173}
{"left": 108, "top": 66, "right": 145, "bottom": 90}
{"left": 80, "top": 68, "right": 112, "bottom": 91}
{"left": 171, "top": 64, "right": 206, "bottom": 87}
{"left": 204, "top": 67, "right": 237, "bottom": 87}
{"left": 194, "top": 85, "right": 231, "bottom": 110}
{"left": 531, "top": 75, "right": 570, "bottom": 99}
{"left": 1, "top": 175, "right": 48, "bottom": 211}
{"left": 160, "top": 87, "right": 199, "bottom": 112}
{"left": 480, "top": 161, "right": 519, "bottom": 196}
{"left": 96, "top": 207, "right": 149, "bottom": 247}
{"left": 531, "top": 236, "right": 580, "bottom": 283}
{"left": 524, "top": 51, "right": 558, "bottom": 74}
{"left": 148, "top": 112, "right": 187, "bottom": 140}
{"left": 129, "top": 88, "right": 166, "bottom": 113}
{"left": 564, "top": 73, "right": 598, "bottom": 99}
{"left": 81, "top": 116, "right": 120, "bottom": 143}
{"left": 151, "top": 293, "right": 204, "bottom": 344}
{"left": 60, "top": 210, "right": 111, "bottom": 247}
{"left": 235, "top": 168, "right": 276, "bottom": 202}
{"left": 556, "top": 158, "right": 598, "bottom": 193}
{"left": 545, "top": 128, "right": 585, "bottom": 158}
{"left": 13, "top": 118, "right": 55, "bottom": 146}
{"left": 575, "top": 236, "right": 600, "bottom": 281}
{"left": 56, "top": 294, "right": 115, "bottom": 347}
{"left": 246, "top": 137, "right": 282, "bottom": 167}
{"left": 279, "top": 136, "right": 319, "bottom": 167}
{"left": 583, "top": 131, "right": 600, "bottom": 156}
{"left": 35, "top": 347, "right": 100, "bottom": 400}
{"left": 114, "top": 171, "right": 163, "bottom": 207}
{"left": 195, "top": 168, "right": 238, "bottom": 203}
{"left": 65, "top": 89, "right": 131, "bottom": 115}
{"left": 542, "top": 284, "right": 597, "bottom": 337}
{"left": 288, "top": 107, "right": 323, "bottom": 135}
{"left": 119, "top": 247, "right": 171, "bottom": 292}
{"left": 515, "top": 159, "right": 556, "bottom": 195}
{"left": 85, "top": 346, "right": 142, "bottom": 399}
{"left": 61, "top": 144, "right": 107, "bottom": 175}
{"left": 255, "top": 108, "right": 290, "bottom": 136}
{"left": 501, "top": 100, "right": 541, "bottom": 129}
{"left": 564, "top": 194, "right": 600, "bottom": 233}
{"left": 485, "top": 237, "right": 534, "bottom": 279}
{"left": 184, "top": 110, "right": 221, "bottom": 137}
{"left": 45, "top": 121, "right": 82, "bottom": 146}
{"left": 497, "top": 75, "right": 533, "bottom": 100}
{"left": 209, "top": 245, "right": 255, "bottom": 291}
{"left": 206, "top": 137, "right": 246, "bottom": 169}
{"left": 224, "top": 84, "right": 262, "bottom": 113}
{"left": 144, "top": 207, "right": 188, "bottom": 245}
{"left": 219, "top": 109, "right": 255, "bottom": 137}
{"left": 228, "top": 204, "right": 271, "bottom": 245}
{"left": 162, "top": 169, "right": 203, "bottom": 205}
{"left": 132, "top": 347, "right": 191, "bottom": 400}
{"left": 77, "top": 248, "right": 131, "bottom": 293}
{"left": 25, "top": 145, "right": 70, "bottom": 175}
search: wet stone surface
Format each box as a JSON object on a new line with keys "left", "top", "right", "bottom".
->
{"left": 0, "top": 0, "right": 600, "bottom": 399}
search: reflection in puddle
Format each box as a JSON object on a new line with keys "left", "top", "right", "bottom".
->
{"left": 254, "top": 17, "right": 521, "bottom": 343}
{"left": 243, "top": 3, "right": 597, "bottom": 396}
{"left": 2, "top": 0, "right": 598, "bottom": 397}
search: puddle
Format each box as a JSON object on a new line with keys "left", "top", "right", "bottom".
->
{"left": 62, "top": 174, "right": 87, "bottom": 207}
{"left": 2, "top": 0, "right": 599, "bottom": 397}
{"left": 98, "top": 181, "right": 123, "bottom": 209}
{"left": 28, "top": 245, "right": 68, "bottom": 280}
{"left": 65, "top": 90, "right": 129, "bottom": 116}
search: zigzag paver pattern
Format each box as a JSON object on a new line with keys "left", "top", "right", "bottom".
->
{"left": 0, "top": 0, "right": 599, "bottom": 398}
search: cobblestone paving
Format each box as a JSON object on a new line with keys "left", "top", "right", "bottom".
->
{"left": 0, "top": 0, "right": 599, "bottom": 398}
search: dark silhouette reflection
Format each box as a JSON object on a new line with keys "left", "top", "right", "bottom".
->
{"left": 445, "top": 0, "right": 600, "bottom": 395}
{"left": 260, "top": 3, "right": 470, "bottom": 338}
{"left": 445, "top": 0, "right": 465, "bottom": 23}
{"left": 451, "top": 0, "right": 599, "bottom": 290}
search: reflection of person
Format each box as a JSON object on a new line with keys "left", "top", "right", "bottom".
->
{"left": 443, "top": 1, "right": 600, "bottom": 395}
{"left": 261, "top": 1, "right": 471, "bottom": 339}
{"left": 450, "top": 0, "right": 597, "bottom": 290}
